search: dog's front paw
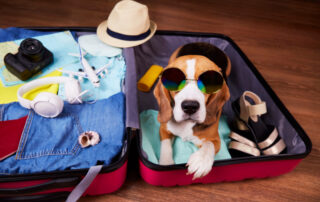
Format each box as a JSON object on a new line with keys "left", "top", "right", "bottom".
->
{"left": 159, "top": 139, "right": 174, "bottom": 165}
{"left": 159, "top": 155, "right": 174, "bottom": 165}
{"left": 187, "top": 143, "right": 215, "bottom": 180}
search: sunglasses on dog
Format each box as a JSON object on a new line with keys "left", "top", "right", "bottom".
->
{"left": 161, "top": 67, "right": 224, "bottom": 94}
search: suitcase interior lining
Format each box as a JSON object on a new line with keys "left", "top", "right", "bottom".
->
{"left": 123, "top": 33, "right": 308, "bottom": 161}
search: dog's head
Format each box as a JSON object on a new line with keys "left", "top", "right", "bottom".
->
{"left": 154, "top": 53, "right": 230, "bottom": 125}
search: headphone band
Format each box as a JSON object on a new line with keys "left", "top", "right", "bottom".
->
{"left": 17, "top": 76, "right": 78, "bottom": 109}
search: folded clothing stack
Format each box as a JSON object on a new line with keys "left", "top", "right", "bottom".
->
{"left": 0, "top": 93, "right": 125, "bottom": 174}
{"left": 0, "top": 28, "right": 127, "bottom": 174}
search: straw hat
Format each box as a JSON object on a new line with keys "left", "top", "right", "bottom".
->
{"left": 97, "top": 0, "right": 157, "bottom": 48}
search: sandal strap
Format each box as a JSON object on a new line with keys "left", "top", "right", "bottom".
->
{"left": 239, "top": 91, "right": 267, "bottom": 122}
{"left": 257, "top": 127, "right": 278, "bottom": 149}
{"left": 236, "top": 119, "right": 248, "bottom": 131}
{"left": 229, "top": 131, "right": 256, "bottom": 148}
{"left": 229, "top": 141, "right": 261, "bottom": 156}
{"left": 262, "top": 138, "right": 286, "bottom": 155}
{"left": 248, "top": 102, "right": 267, "bottom": 117}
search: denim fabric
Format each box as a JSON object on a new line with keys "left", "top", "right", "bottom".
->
{"left": 0, "top": 92, "right": 125, "bottom": 174}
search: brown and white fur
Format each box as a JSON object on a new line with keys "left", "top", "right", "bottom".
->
{"left": 154, "top": 47, "right": 230, "bottom": 179}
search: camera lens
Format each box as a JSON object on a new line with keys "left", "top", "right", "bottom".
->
{"left": 20, "top": 38, "right": 44, "bottom": 62}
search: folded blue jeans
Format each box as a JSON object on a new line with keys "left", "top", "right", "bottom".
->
{"left": 0, "top": 92, "right": 125, "bottom": 175}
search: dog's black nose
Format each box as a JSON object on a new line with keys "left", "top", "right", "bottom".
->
{"left": 181, "top": 100, "right": 200, "bottom": 115}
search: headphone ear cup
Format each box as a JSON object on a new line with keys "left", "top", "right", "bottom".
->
{"left": 31, "top": 92, "right": 64, "bottom": 118}
{"left": 64, "top": 79, "right": 82, "bottom": 104}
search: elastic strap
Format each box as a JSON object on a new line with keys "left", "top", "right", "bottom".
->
{"left": 239, "top": 91, "right": 267, "bottom": 122}
{"left": 262, "top": 139, "right": 286, "bottom": 155}
{"left": 66, "top": 165, "right": 103, "bottom": 202}
{"left": 229, "top": 141, "right": 260, "bottom": 156}
{"left": 229, "top": 131, "right": 256, "bottom": 148}
{"left": 258, "top": 127, "right": 278, "bottom": 149}
{"left": 235, "top": 119, "right": 248, "bottom": 131}
{"left": 248, "top": 102, "right": 267, "bottom": 117}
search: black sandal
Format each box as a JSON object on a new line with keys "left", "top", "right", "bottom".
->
{"left": 229, "top": 91, "right": 286, "bottom": 157}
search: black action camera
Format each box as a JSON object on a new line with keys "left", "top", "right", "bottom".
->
{"left": 4, "top": 38, "right": 53, "bottom": 81}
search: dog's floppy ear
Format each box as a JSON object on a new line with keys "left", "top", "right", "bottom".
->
{"left": 203, "top": 83, "right": 230, "bottom": 125}
{"left": 154, "top": 80, "right": 173, "bottom": 123}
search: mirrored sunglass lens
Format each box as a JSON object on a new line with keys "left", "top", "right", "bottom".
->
{"left": 161, "top": 68, "right": 186, "bottom": 91}
{"left": 198, "top": 71, "right": 224, "bottom": 93}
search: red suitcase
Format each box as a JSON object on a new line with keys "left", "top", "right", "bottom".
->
{"left": 0, "top": 28, "right": 312, "bottom": 200}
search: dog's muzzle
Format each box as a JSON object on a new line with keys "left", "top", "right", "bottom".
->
{"left": 172, "top": 80, "right": 206, "bottom": 123}
{"left": 181, "top": 100, "right": 200, "bottom": 115}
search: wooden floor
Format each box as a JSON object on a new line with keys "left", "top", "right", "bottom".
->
{"left": 0, "top": 0, "right": 319, "bottom": 201}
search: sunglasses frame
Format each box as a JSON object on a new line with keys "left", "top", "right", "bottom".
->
{"left": 160, "top": 67, "right": 225, "bottom": 94}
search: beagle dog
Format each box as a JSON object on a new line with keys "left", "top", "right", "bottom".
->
{"left": 154, "top": 43, "right": 231, "bottom": 179}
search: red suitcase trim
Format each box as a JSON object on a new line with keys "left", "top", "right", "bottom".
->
{"left": 139, "top": 159, "right": 301, "bottom": 186}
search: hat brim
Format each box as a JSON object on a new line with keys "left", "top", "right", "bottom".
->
{"left": 97, "top": 20, "right": 157, "bottom": 48}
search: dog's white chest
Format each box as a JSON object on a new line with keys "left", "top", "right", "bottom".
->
{"left": 167, "top": 120, "right": 203, "bottom": 146}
